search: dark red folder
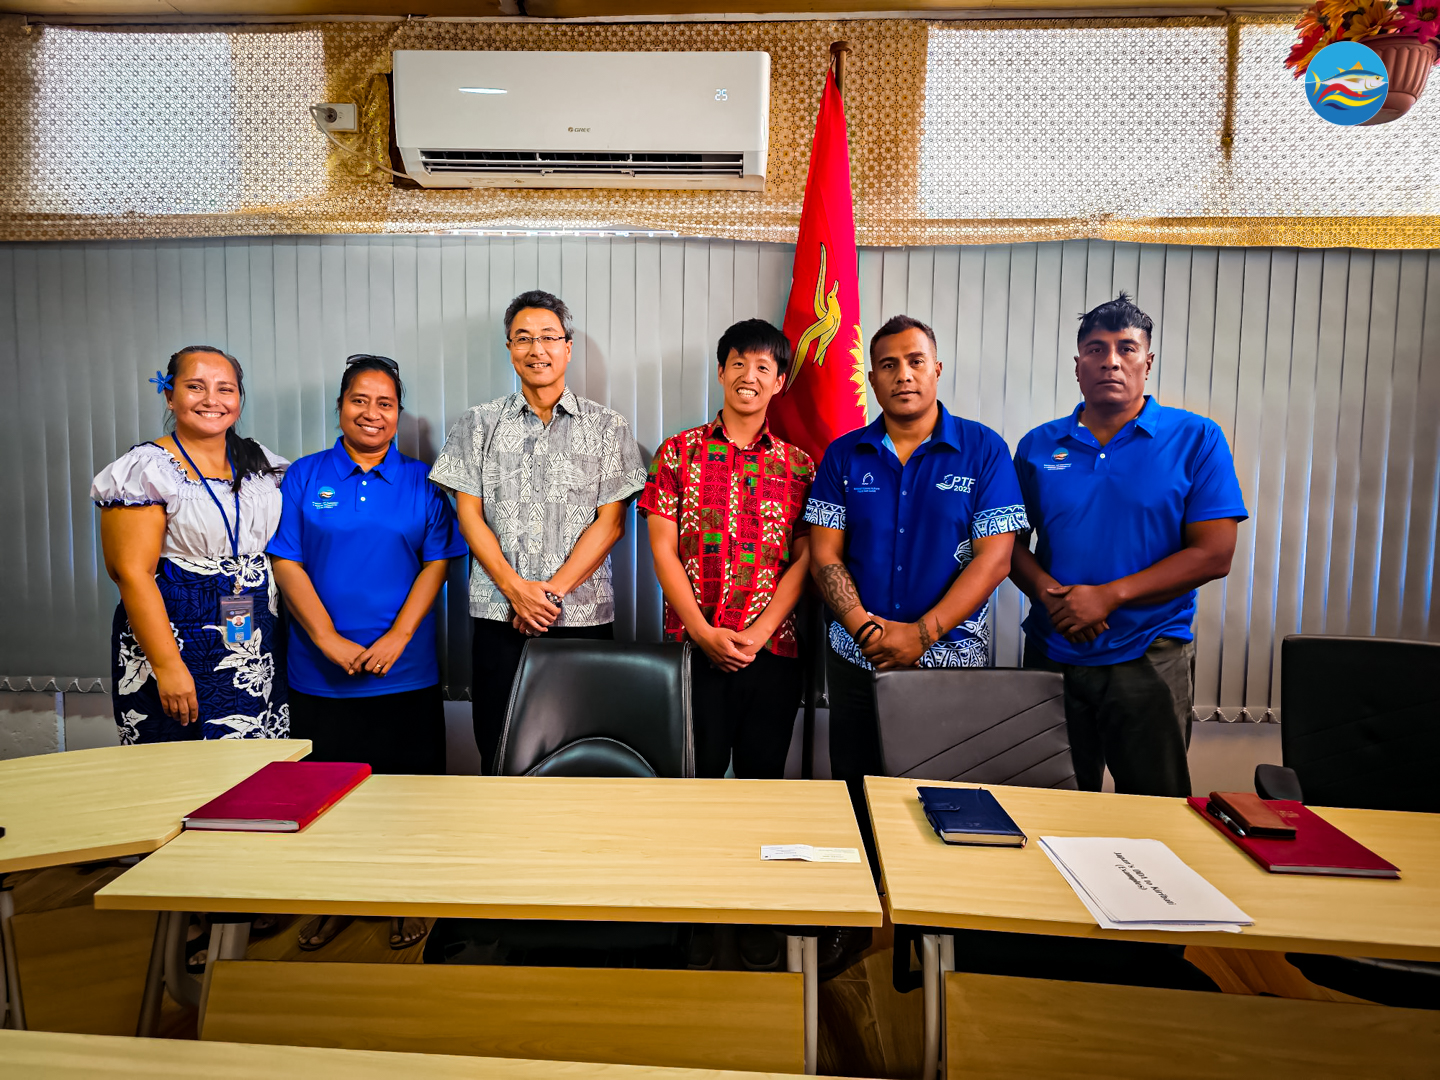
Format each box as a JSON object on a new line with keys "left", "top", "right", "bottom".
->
{"left": 1188, "top": 797, "right": 1399, "bottom": 879}
{"left": 183, "top": 761, "right": 370, "bottom": 832}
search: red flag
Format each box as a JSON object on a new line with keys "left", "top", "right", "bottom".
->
{"left": 767, "top": 62, "right": 868, "bottom": 464}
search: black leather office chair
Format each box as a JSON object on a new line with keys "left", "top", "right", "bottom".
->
{"left": 426, "top": 640, "right": 696, "bottom": 969}
{"left": 495, "top": 639, "right": 696, "bottom": 778}
{"left": 1279, "top": 635, "right": 1440, "bottom": 814}
{"left": 872, "top": 667, "right": 1075, "bottom": 787}
{"left": 874, "top": 666, "right": 1216, "bottom": 997}
{"left": 1267, "top": 636, "right": 1440, "bottom": 1009}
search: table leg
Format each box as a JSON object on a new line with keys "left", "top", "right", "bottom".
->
{"left": 921, "top": 933, "right": 941, "bottom": 1080}
{"left": 786, "top": 933, "right": 819, "bottom": 1075}
{"left": 136, "top": 910, "right": 171, "bottom": 1036}
{"left": 0, "top": 877, "right": 25, "bottom": 1030}
{"left": 938, "top": 934, "right": 955, "bottom": 1079}
{"left": 196, "top": 917, "right": 250, "bottom": 1038}
{"left": 162, "top": 912, "right": 202, "bottom": 1010}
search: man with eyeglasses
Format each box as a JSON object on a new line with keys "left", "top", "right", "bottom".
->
{"left": 431, "top": 290, "right": 647, "bottom": 773}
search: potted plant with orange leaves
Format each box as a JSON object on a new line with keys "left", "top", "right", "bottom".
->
{"left": 1286, "top": 0, "right": 1440, "bottom": 122}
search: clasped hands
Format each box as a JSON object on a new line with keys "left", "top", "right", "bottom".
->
{"left": 507, "top": 577, "right": 564, "bottom": 637}
{"left": 316, "top": 626, "right": 413, "bottom": 678}
{"left": 1042, "top": 582, "right": 1117, "bottom": 644}
{"left": 854, "top": 615, "right": 929, "bottom": 671}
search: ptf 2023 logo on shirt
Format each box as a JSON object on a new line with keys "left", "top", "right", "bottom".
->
{"left": 935, "top": 474, "right": 975, "bottom": 493}
{"left": 311, "top": 486, "right": 339, "bottom": 510}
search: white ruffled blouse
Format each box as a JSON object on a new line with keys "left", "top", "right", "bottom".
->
{"left": 91, "top": 442, "right": 288, "bottom": 561}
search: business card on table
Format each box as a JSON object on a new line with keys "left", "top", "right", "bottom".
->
{"left": 761, "top": 844, "right": 862, "bottom": 863}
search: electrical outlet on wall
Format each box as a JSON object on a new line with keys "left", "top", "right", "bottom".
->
{"left": 314, "top": 103, "right": 358, "bottom": 132}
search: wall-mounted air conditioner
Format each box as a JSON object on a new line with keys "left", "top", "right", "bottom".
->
{"left": 392, "top": 50, "right": 770, "bottom": 191}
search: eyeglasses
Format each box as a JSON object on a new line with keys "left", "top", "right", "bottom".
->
{"left": 507, "top": 334, "right": 569, "bottom": 350}
{"left": 345, "top": 353, "right": 400, "bottom": 373}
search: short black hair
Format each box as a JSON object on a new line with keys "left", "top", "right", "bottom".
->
{"left": 870, "top": 315, "right": 937, "bottom": 360}
{"left": 716, "top": 318, "right": 792, "bottom": 371}
{"left": 504, "top": 290, "right": 573, "bottom": 340}
{"left": 1078, "top": 291, "right": 1153, "bottom": 347}
{"left": 337, "top": 355, "right": 404, "bottom": 411}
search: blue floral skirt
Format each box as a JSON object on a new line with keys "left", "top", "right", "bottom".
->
{"left": 110, "top": 554, "right": 289, "bottom": 743}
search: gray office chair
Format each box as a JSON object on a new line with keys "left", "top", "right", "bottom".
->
{"left": 1266, "top": 635, "right": 1440, "bottom": 1009}
{"left": 874, "top": 666, "right": 1217, "bottom": 998}
{"left": 427, "top": 640, "right": 696, "bottom": 969}
{"left": 495, "top": 639, "right": 696, "bottom": 778}
{"left": 1278, "top": 635, "right": 1440, "bottom": 814}
{"left": 873, "top": 667, "right": 1076, "bottom": 787}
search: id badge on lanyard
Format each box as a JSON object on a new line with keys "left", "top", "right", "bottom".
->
{"left": 220, "top": 594, "right": 254, "bottom": 644}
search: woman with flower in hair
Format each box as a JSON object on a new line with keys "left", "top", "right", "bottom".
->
{"left": 91, "top": 346, "right": 290, "bottom": 744}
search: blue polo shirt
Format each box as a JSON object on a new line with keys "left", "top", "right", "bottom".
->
{"left": 805, "top": 404, "right": 1029, "bottom": 669}
{"left": 268, "top": 439, "right": 467, "bottom": 697}
{"left": 1015, "top": 397, "right": 1248, "bottom": 667}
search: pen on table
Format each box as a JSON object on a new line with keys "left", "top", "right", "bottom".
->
{"left": 1206, "top": 801, "right": 1248, "bottom": 838}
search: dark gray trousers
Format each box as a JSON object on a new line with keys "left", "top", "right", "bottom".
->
{"left": 1023, "top": 636, "right": 1195, "bottom": 798}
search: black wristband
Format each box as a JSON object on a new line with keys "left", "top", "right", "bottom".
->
{"left": 855, "top": 620, "right": 883, "bottom": 647}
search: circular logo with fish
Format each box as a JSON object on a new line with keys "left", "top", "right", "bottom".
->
{"left": 1305, "top": 41, "right": 1388, "bottom": 126}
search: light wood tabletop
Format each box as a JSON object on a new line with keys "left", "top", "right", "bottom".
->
{"left": 865, "top": 775, "right": 1440, "bottom": 961}
{"left": 0, "top": 740, "right": 311, "bottom": 874}
{"left": 94, "top": 775, "right": 883, "bottom": 927}
{"left": 0, "top": 1029, "right": 872, "bottom": 1079}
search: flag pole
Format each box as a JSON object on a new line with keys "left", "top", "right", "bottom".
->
{"left": 800, "top": 39, "right": 851, "bottom": 783}
{"left": 829, "top": 40, "right": 850, "bottom": 97}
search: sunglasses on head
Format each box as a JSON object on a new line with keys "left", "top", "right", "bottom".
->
{"left": 345, "top": 353, "right": 400, "bottom": 373}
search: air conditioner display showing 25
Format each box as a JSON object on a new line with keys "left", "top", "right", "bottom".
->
{"left": 392, "top": 51, "right": 771, "bottom": 191}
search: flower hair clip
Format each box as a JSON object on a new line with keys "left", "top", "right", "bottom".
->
{"left": 148, "top": 370, "right": 174, "bottom": 394}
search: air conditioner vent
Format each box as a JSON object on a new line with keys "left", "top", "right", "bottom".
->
{"left": 418, "top": 150, "right": 747, "bottom": 177}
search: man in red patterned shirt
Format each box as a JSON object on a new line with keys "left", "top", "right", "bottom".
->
{"left": 640, "top": 319, "right": 816, "bottom": 780}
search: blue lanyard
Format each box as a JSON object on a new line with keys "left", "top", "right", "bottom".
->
{"left": 171, "top": 432, "right": 243, "bottom": 581}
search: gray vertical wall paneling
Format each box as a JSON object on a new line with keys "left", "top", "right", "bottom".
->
{"left": 993, "top": 245, "right": 1038, "bottom": 667}
{"left": 1302, "top": 252, "right": 1349, "bottom": 635}
{"left": 1245, "top": 249, "right": 1297, "bottom": 713}
{"left": 1188, "top": 249, "right": 1228, "bottom": 714}
{"left": 633, "top": 239, "right": 666, "bottom": 644}
{"left": 1376, "top": 251, "right": 1427, "bottom": 638}
{"left": 4, "top": 236, "right": 1439, "bottom": 721}
{"left": 0, "top": 249, "right": 22, "bottom": 620}
{"left": 1329, "top": 252, "right": 1374, "bottom": 633}
{"left": 1405, "top": 254, "right": 1440, "bottom": 640}
{"left": 1354, "top": 252, "right": 1401, "bottom": 636}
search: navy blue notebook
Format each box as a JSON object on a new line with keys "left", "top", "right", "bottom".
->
{"left": 917, "top": 786, "right": 1027, "bottom": 847}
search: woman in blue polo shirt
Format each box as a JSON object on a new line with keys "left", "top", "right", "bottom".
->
{"left": 269, "top": 354, "right": 466, "bottom": 951}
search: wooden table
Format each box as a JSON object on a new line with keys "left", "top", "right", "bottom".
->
{"left": 0, "top": 740, "right": 310, "bottom": 1032}
{"left": 864, "top": 776, "right": 1440, "bottom": 1078}
{"left": 0, "top": 1028, "right": 873, "bottom": 1079}
{"left": 95, "top": 775, "right": 883, "bottom": 1073}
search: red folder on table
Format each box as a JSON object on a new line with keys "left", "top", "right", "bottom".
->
{"left": 183, "top": 761, "right": 370, "bottom": 832}
{"left": 1188, "top": 796, "right": 1399, "bottom": 878}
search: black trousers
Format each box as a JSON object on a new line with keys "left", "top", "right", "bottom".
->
{"left": 1023, "top": 636, "right": 1195, "bottom": 797}
{"left": 470, "top": 617, "right": 614, "bottom": 775}
{"left": 824, "top": 646, "right": 884, "bottom": 882}
{"left": 289, "top": 684, "right": 446, "bottom": 775}
{"left": 691, "top": 648, "right": 802, "bottom": 779}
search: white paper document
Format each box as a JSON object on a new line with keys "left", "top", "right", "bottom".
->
{"left": 1039, "top": 837, "right": 1253, "bottom": 933}
{"left": 761, "top": 844, "right": 862, "bottom": 863}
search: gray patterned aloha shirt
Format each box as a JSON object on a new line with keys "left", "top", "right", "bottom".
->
{"left": 430, "top": 387, "right": 647, "bottom": 626}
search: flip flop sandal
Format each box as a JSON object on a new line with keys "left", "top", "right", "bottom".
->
{"left": 389, "top": 917, "right": 429, "bottom": 951}
{"left": 297, "top": 915, "right": 354, "bottom": 951}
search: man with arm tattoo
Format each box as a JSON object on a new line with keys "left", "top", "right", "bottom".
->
{"left": 805, "top": 315, "right": 1027, "bottom": 971}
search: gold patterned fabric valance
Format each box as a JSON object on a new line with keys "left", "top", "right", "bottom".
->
{"left": 0, "top": 16, "right": 1436, "bottom": 247}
